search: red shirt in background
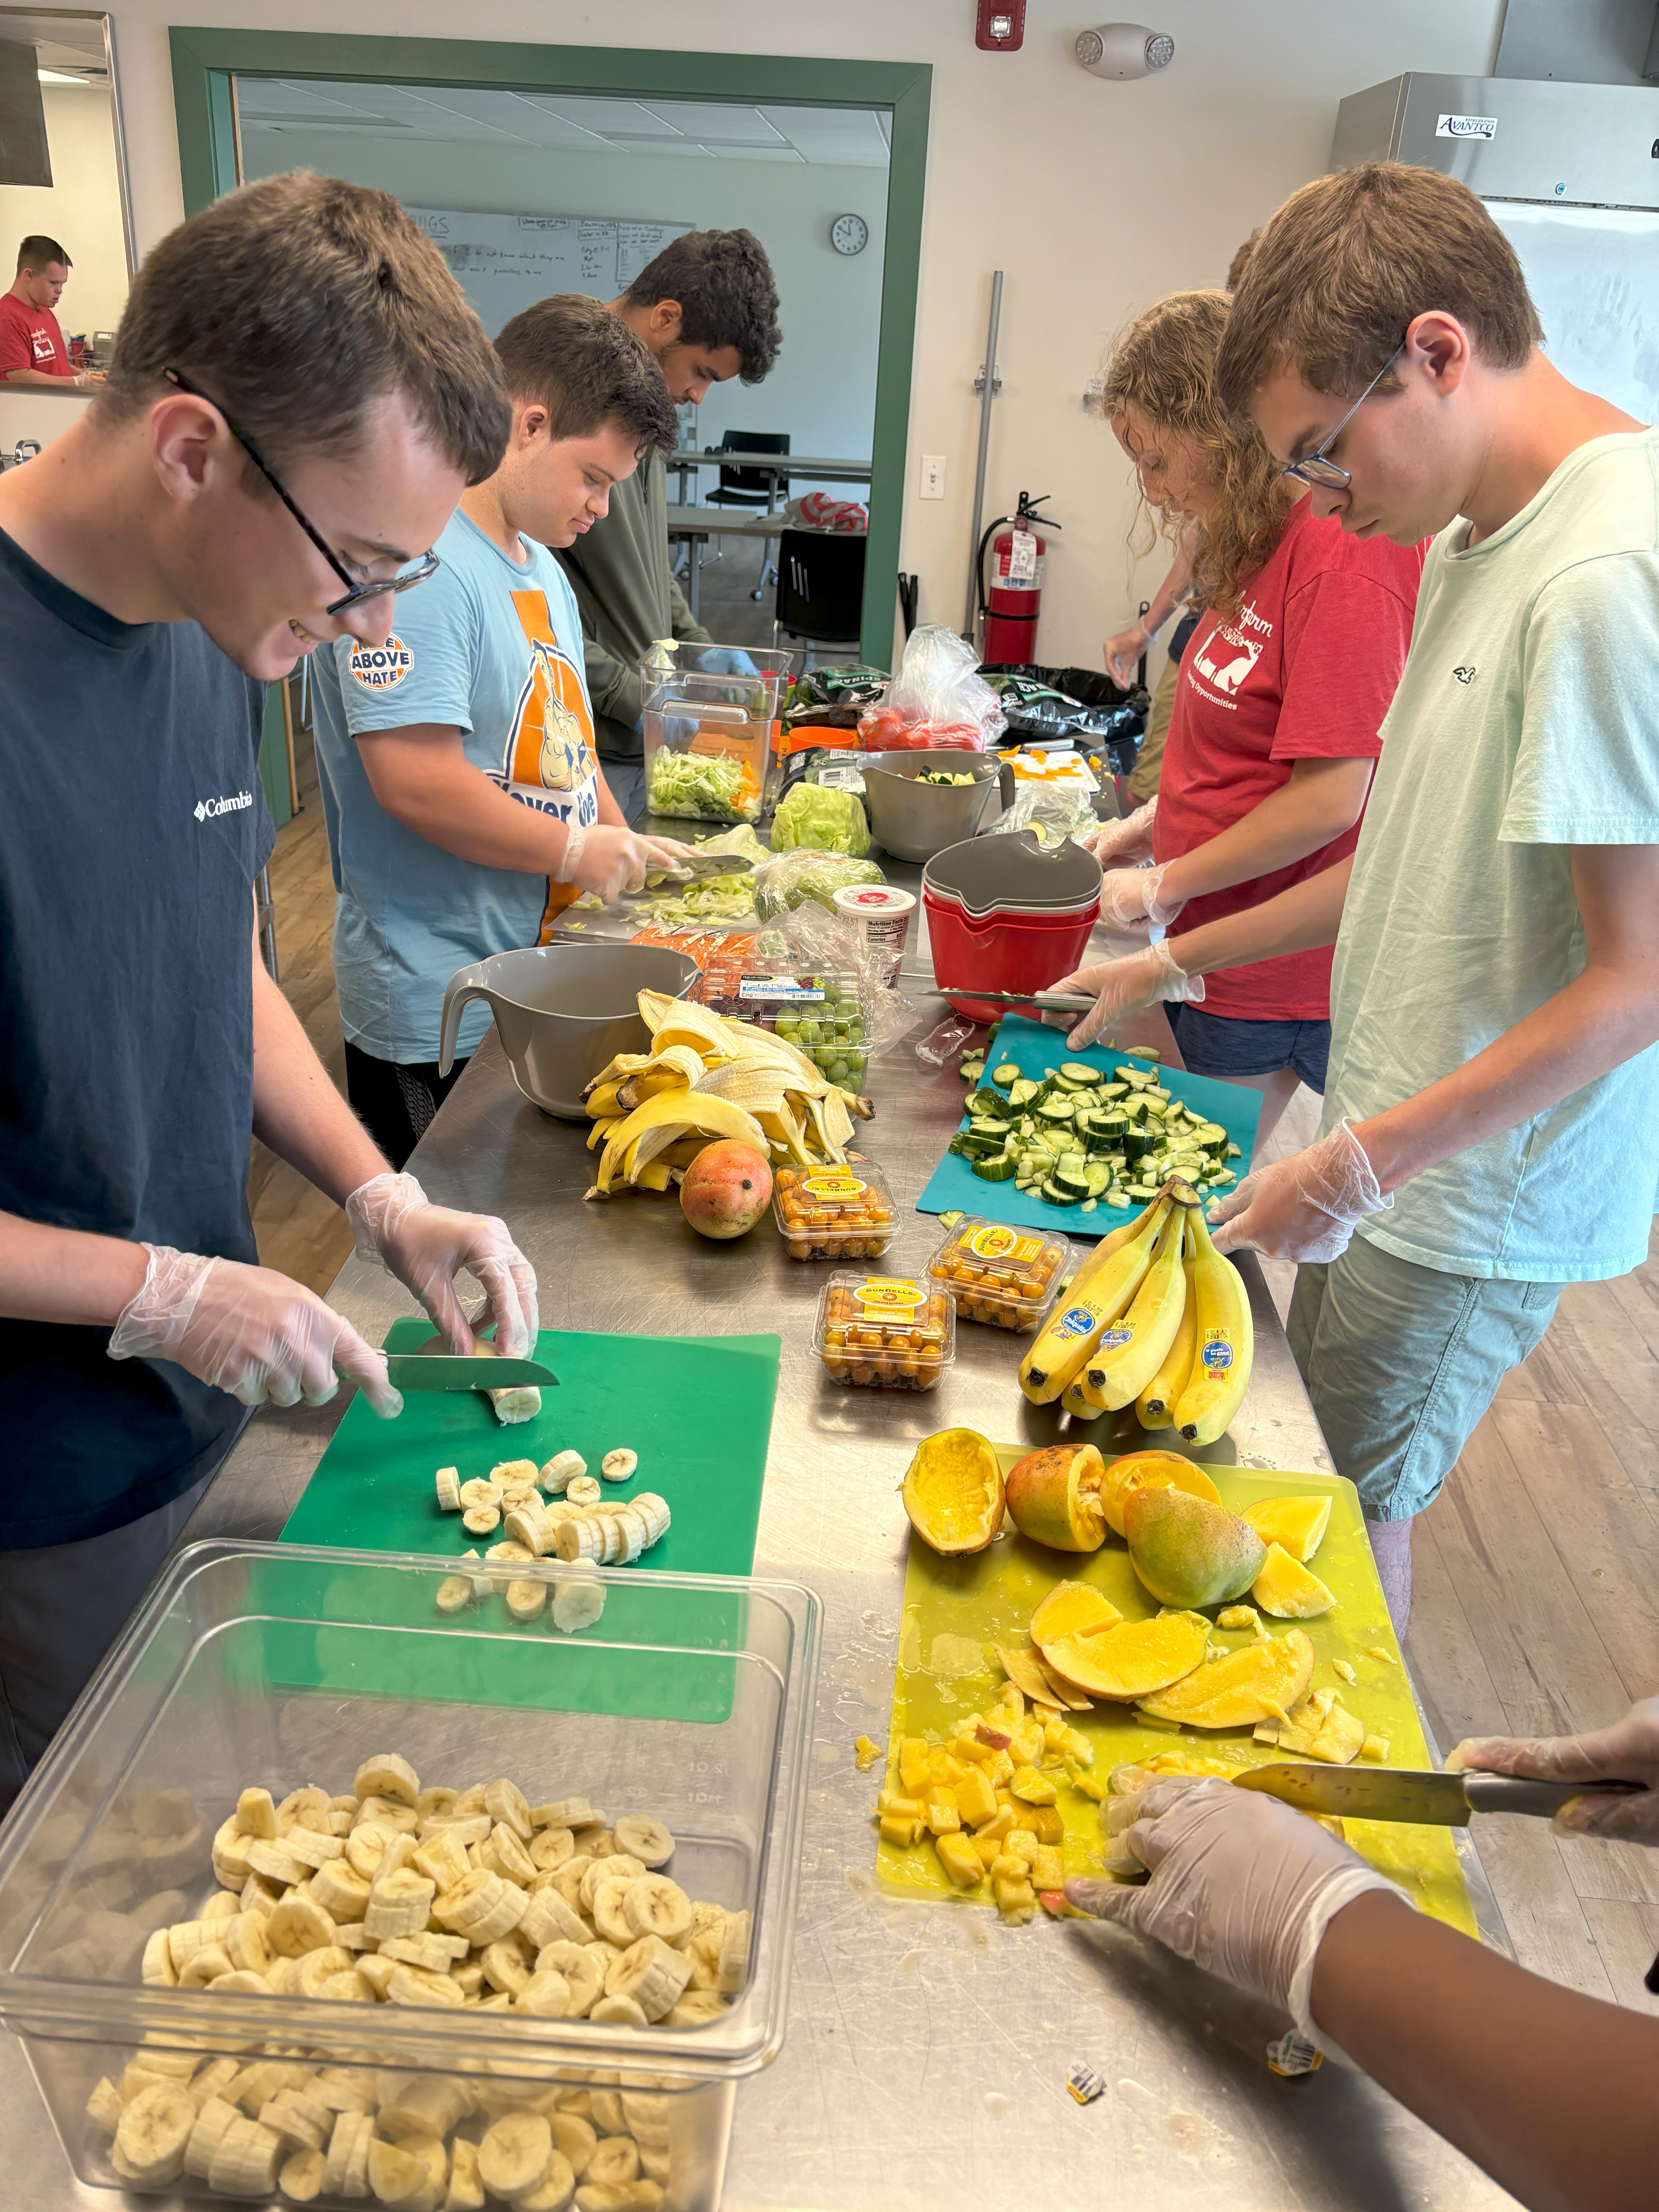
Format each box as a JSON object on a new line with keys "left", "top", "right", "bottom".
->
{"left": 0, "top": 292, "right": 70, "bottom": 379}
{"left": 1152, "top": 497, "right": 1425, "bottom": 1022}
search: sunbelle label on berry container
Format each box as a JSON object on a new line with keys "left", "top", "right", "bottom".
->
{"left": 802, "top": 1173, "right": 868, "bottom": 1202}
{"left": 852, "top": 1278, "right": 928, "bottom": 1312}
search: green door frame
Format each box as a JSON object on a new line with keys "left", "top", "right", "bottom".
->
{"left": 168, "top": 29, "right": 930, "bottom": 670}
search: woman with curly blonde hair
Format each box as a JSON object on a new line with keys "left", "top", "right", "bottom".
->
{"left": 1061, "top": 289, "right": 1425, "bottom": 1140}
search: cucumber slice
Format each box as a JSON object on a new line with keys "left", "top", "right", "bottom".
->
{"left": 965, "top": 1087, "right": 1010, "bottom": 1118}
{"left": 1084, "top": 1164, "right": 1111, "bottom": 1197}
{"left": 1081, "top": 1198, "right": 1098, "bottom": 1212}
{"left": 1058, "top": 1063, "right": 1098, "bottom": 1085}
{"left": 972, "top": 1153, "right": 1020, "bottom": 1182}
{"left": 1008, "top": 1080, "right": 1041, "bottom": 1109}
{"left": 1039, "top": 1178, "right": 1077, "bottom": 1207}
{"left": 1037, "top": 1097, "right": 1076, "bottom": 1124}
{"left": 1105, "top": 1192, "right": 1132, "bottom": 1209}
{"left": 991, "top": 1061, "right": 1022, "bottom": 1087}
{"left": 1226, "top": 1141, "right": 1242, "bottom": 1159}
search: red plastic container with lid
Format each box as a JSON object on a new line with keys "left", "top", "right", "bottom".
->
{"left": 922, "top": 831, "right": 1099, "bottom": 1023}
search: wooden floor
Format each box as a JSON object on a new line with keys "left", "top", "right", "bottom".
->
{"left": 255, "top": 725, "right": 1659, "bottom": 2026}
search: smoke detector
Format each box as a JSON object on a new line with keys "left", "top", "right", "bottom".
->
{"left": 1075, "top": 23, "right": 1175, "bottom": 77}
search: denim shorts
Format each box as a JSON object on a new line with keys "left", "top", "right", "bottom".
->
{"left": 1166, "top": 1003, "right": 1330, "bottom": 1091}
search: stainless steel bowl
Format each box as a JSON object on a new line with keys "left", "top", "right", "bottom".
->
{"left": 438, "top": 943, "right": 700, "bottom": 1121}
{"left": 859, "top": 750, "right": 1015, "bottom": 863}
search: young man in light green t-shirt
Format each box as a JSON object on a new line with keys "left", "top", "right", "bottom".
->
{"left": 1052, "top": 163, "right": 1659, "bottom": 1627}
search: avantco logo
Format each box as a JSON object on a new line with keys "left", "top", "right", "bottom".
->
{"left": 1435, "top": 112, "right": 1498, "bottom": 141}
{"left": 350, "top": 635, "right": 414, "bottom": 692}
{"left": 194, "top": 790, "right": 254, "bottom": 822}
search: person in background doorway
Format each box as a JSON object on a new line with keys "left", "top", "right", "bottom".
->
{"left": 1050, "top": 290, "right": 1424, "bottom": 1147}
{"left": 309, "top": 294, "right": 693, "bottom": 1168}
{"left": 1063, "top": 1697, "right": 1659, "bottom": 2212}
{"left": 558, "top": 229, "right": 781, "bottom": 820}
{"left": 0, "top": 173, "right": 537, "bottom": 1817}
{"left": 1098, "top": 231, "right": 1259, "bottom": 812}
{"left": 0, "top": 235, "right": 103, "bottom": 388}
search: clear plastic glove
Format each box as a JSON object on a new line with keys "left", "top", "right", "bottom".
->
{"left": 1043, "top": 938, "right": 1203, "bottom": 1051}
{"left": 555, "top": 823, "right": 693, "bottom": 903}
{"left": 1081, "top": 795, "right": 1157, "bottom": 868}
{"left": 346, "top": 1173, "right": 539, "bottom": 1360}
{"left": 696, "top": 647, "right": 759, "bottom": 678}
{"left": 1064, "top": 1775, "right": 1410, "bottom": 2041}
{"left": 1209, "top": 1116, "right": 1391, "bottom": 1264}
{"left": 107, "top": 1244, "right": 402, "bottom": 1415}
{"left": 1098, "top": 860, "right": 1185, "bottom": 931}
{"left": 1449, "top": 1695, "right": 1659, "bottom": 1844}
{"left": 1103, "top": 621, "right": 1151, "bottom": 688}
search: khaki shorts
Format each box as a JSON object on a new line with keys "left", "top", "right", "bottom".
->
{"left": 1287, "top": 1233, "right": 1561, "bottom": 1524}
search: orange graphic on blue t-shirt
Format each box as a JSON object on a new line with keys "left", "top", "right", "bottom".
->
{"left": 503, "top": 590, "right": 596, "bottom": 797}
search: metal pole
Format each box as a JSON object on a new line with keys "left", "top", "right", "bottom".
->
{"left": 963, "top": 270, "right": 1005, "bottom": 641}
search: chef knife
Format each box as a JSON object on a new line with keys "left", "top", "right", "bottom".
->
{"left": 1233, "top": 1762, "right": 1643, "bottom": 1824}
{"left": 656, "top": 849, "right": 751, "bottom": 881}
{"left": 937, "top": 988, "right": 1097, "bottom": 1012}
{"left": 385, "top": 1354, "right": 560, "bottom": 1392}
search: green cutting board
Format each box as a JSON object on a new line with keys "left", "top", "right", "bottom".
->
{"left": 281, "top": 1317, "right": 779, "bottom": 1577}
{"left": 878, "top": 1456, "right": 1478, "bottom": 1936}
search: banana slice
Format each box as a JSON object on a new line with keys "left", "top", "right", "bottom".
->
{"left": 211, "top": 1819, "right": 256, "bottom": 1890}
{"left": 266, "top": 1892, "right": 338, "bottom": 1956}
{"left": 114, "top": 2080, "right": 195, "bottom": 2185}
{"left": 605, "top": 1933, "right": 692, "bottom": 2021}
{"left": 551, "top": 1579, "right": 605, "bottom": 1634}
{"left": 540, "top": 1451, "right": 587, "bottom": 1494}
{"left": 355, "top": 1953, "right": 397, "bottom": 1999}
{"left": 311, "top": 1860, "right": 372, "bottom": 1923}
{"left": 534, "top": 1939, "right": 603, "bottom": 2016}
{"left": 209, "top": 2114, "right": 283, "bottom": 2197}
{"left": 516, "top": 2152, "right": 577, "bottom": 2212}
{"left": 515, "top": 1966, "right": 572, "bottom": 2017}
{"left": 245, "top": 1838, "right": 309, "bottom": 1887}
{"left": 519, "top": 1885, "right": 591, "bottom": 1949}
{"left": 484, "top": 1822, "right": 538, "bottom": 1885}
{"left": 577, "top": 1851, "right": 646, "bottom": 1910}
{"left": 587, "top": 2137, "right": 640, "bottom": 2186}
{"left": 484, "top": 1776, "right": 533, "bottom": 1840}
{"left": 190, "top": 2060, "right": 242, "bottom": 2112}
{"left": 619, "top": 2092, "right": 668, "bottom": 2150}
{"left": 505, "top": 1577, "right": 546, "bottom": 1622}
{"left": 314, "top": 2072, "right": 378, "bottom": 2116}
{"left": 550, "top": 2112, "right": 597, "bottom": 2178}
{"left": 320, "top": 2109, "right": 365, "bottom": 2197}
{"left": 279, "top": 2145, "right": 326, "bottom": 2203}
{"left": 622, "top": 1875, "right": 691, "bottom": 1944}
{"left": 380, "top": 1931, "right": 466, "bottom": 1972}
{"left": 478, "top": 2112, "right": 553, "bottom": 2202}
{"left": 356, "top": 1793, "right": 419, "bottom": 1834}
{"left": 364, "top": 1869, "right": 436, "bottom": 1941}
{"left": 435, "top": 1467, "right": 462, "bottom": 1513}
{"left": 354, "top": 1753, "right": 419, "bottom": 1807}
{"left": 85, "top": 2073, "right": 125, "bottom": 2131}
{"left": 462, "top": 1504, "right": 501, "bottom": 1537}
{"left": 201, "top": 1888, "right": 243, "bottom": 1925}
{"left": 387, "top": 1962, "right": 467, "bottom": 2009}
{"left": 479, "top": 1936, "right": 531, "bottom": 1996}
{"left": 586, "top": 2092, "right": 626, "bottom": 2136}
{"left": 235, "top": 1786, "right": 278, "bottom": 1841}
{"left": 599, "top": 1449, "right": 638, "bottom": 1483}
{"left": 185, "top": 2095, "right": 241, "bottom": 2179}
{"left": 611, "top": 1816, "right": 675, "bottom": 1870}
{"left": 259, "top": 2088, "right": 331, "bottom": 2153}
{"left": 412, "top": 1829, "right": 471, "bottom": 1894}
{"left": 528, "top": 1825, "right": 575, "bottom": 1874}
{"left": 533, "top": 1796, "right": 603, "bottom": 1832}
{"left": 366, "top": 2133, "right": 429, "bottom": 2205}
{"left": 491, "top": 1457, "right": 539, "bottom": 1485}
{"left": 208, "top": 1966, "right": 272, "bottom": 1994}
{"left": 457, "top": 1478, "right": 498, "bottom": 1510}
{"left": 640, "top": 2145, "right": 671, "bottom": 2186}
{"left": 280, "top": 1824, "right": 346, "bottom": 1868}
{"left": 446, "top": 2138, "right": 484, "bottom": 2212}
{"left": 378, "top": 2078, "right": 472, "bottom": 2140}
{"left": 177, "top": 1940, "right": 232, "bottom": 1988}
{"left": 141, "top": 1927, "right": 176, "bottom": 1986}
{"left": 589, "top": 1992, "right": 649, "bottom": 2027}
{"left": 565, "top": 1475, "right": 603, "bottom": 1508}
{"left": 584, "top": 1874, "right": 648, "bottom": 1941}
{"left": 434, "top": 1867, "right": 526, "bottom": 1944}
{"left": 717, "top": 1908, "right": 752, "bottom": 1995}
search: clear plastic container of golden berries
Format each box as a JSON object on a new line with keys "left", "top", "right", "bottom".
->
{"left": 926, "top": 1216, "right": 1071, "bottom": 1333}
{"left": 772, "top": 1163, "right": 896, "bottom": 1261}
{"left": 813, "top": 1273, "right": 956, "bottom": 1391}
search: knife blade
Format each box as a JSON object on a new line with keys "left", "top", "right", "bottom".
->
{"left": 1233, "top": 1762, "right": 1642, "bottom": 1825}
{"left": 386, "top": 1355, "right": 560, "bottom": 1393}
{"left": 658, "top": 848, "right": 751, "bottom": 880}
{"left": 938, "top": 989, "right": 1097, "bottom": 1011}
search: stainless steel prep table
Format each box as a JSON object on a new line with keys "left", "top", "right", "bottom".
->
{"left": 0, "top": 932, "right": 1515, "bottom": 2210}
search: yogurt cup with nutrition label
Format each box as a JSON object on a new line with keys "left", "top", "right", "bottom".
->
{"left": 831, "top": 884, "right": 915, "bottom": 986}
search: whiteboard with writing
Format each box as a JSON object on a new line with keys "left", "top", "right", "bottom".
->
{"left": 407, "top": 209, "right": 693, "bottom": 337}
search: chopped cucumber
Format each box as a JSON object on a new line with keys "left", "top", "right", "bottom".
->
{"left": 1008, "top": 1080, "right": 1041, "bottom": 1109}
{"left": 1227, "top": 1141, "right": 1242, "bottom": 1159}
{"left": 1037, "top": 1097, "right": 1076, "bottom": 1124}
{"left": 991, "top": 1061, "right": 1021, "bottom": 1087}
{"left": 972, "top": 1154, "right": 1020, "bottom": 1182}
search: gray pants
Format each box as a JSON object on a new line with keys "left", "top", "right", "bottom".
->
{"left": 600, "top": 757, "right": 647, "bottom": 826}
{"left": 0, "top": 1471, "right": 215, "bottom": 1819}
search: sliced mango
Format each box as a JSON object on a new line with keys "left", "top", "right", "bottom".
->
{"left": 1030, "top": 1580, "right": 1122, "bottom": 1646}
{"left": 1241, "top": 1494, "right": 1331, "bottom": 1563}
{"left": 1040, "top": 1611, "right": 1210, "bottom": 1702}
{"left": 1136, "top": 1627, "right": 1315, "bottom": 1729}
{"left": 935, "top": 1832, "right": 984, "bottom": 1888}
{"left": 1100, "top": 1452, "right": 1222, "bottom": 1538}
{"left": 1252, "top": 1542, "right": 1336, "bottom": 1619}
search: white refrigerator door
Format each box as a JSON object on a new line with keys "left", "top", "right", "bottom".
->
{"left": 1488, "top": 202, "right": 1659, "bottom": 424}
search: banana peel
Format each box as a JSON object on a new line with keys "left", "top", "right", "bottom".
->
{"left": 595, "top": 1089, "right": 768, "bottom": 1195}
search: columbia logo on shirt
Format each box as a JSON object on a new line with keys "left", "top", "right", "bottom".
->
{"left": 193, "top": 790, "right": 254, "bottom": 821}
{"left": 349, "top": 635, "right": 414, "bottom": 692}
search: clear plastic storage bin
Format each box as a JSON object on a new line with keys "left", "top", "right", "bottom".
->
{"left": 0, "top": 1542, "right": 819, "bottom": 2212}
{"left": 926, "top": 1216, "right": 1071, "bottom": 1333}
{"left": 641, "top": 645, "right": 794, "bottom": 824}
{"left": 814, "top": 1272, "right": 956, "bottom": 1391}
{"left": 772, "top": 1162, "right": 896, "bottom": 1261}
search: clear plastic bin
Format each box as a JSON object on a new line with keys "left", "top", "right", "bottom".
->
{"left": 642, "top": 645, "right": 794, "bottom": 824}
{"left": 772, "top": 1162, "right": 896, "bottom": 1261}
{"left": 749, "top": 973, "right": 869, "bottom": 1089}
{"left": 0, "top": 1542, "right": 819, "bottom": 2212}
{"left": 926, "top": 1216, "right": 1071, "bottom": 1333}
{"left": 814, "top": 1272, "right": 956, "bottom": 1391}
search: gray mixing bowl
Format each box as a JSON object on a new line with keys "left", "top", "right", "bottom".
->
{"left": 859, "top": 750, "right": 1015, "bottom": 862}
{"left": 438, "top": 942, "right": 700, "bottom": 1121}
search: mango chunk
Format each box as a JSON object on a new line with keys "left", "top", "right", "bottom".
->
{"left": 1136, "top": 1628, "right": 1315, "bottom": 1729}
{"left": 936, "top": 1832, "right": 985, "bottom": 1889}
{"left": 854, "top": 1735, "right": 882, "bottom": 1772}
{"left": 1009, "top": 1767, "right": 1058, "bottom": 1806}
{"left": 1252, "top": 1544, "right": 1336, "bottom": 1620}
{"left": 879, "top": 1812, "right": 925, "bottom": 1846}
{"left": 1216, "top": 1605, "right": 1260, "bottom": 1631}
{"left": 1040, "top": 1611, "right": 1210, "bottom": 1702}
{"left": 952, "top": 1766, "right": 997, "bottom": 1827}
{"left": 1260, "top": 1693, "right": 1367, "bottom": 1765}
{"left": 1241, "top": 1494, "right": 1332, "bottom": 1563}
{"left": 1360, "top": 1733, "right": 1391, "bottom": 1762}
{"left": 925, "top": 1797, "right": 961, "bottom": 1834}
{"left": 898, "top": 1737, "right": 931, "bottom": 1793}
{"left": 1030, "top": 1580, "right": 1122, "bottom": 1647}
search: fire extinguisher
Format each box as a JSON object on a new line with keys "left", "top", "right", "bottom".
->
{"left": 977, "top": 489, "right": 1061, "bottom": 666}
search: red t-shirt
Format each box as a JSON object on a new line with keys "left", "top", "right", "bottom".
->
{"left": 0, "top": 291, "right": 70, "bottom": 378}
{"left": 1151, "top": 498, "right": 1424, "bottom": 1021}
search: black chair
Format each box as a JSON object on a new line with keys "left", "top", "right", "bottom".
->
{"left": 773, "top": 526, "right": 866, "bottom": 667}
{"left": 704, "top": 430, "right": 790, "bottom": 595}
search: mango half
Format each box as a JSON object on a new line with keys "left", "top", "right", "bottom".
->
{"left": 1123, "top": 1486, "right": 1266, "bottom": 1609}
{"left": 1100, "top": 1451, "right": 1221, "bottom": 1538}
{"left": 1005, "top": 1444, "right": 1108, "bottom": 1553}
{"left": 901, "top": 1428, "right": 1005, "bottom": 1556}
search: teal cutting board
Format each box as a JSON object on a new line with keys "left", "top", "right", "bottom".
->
{"left": 914, "top": 1014, "right": 1260, "bottom": 1240}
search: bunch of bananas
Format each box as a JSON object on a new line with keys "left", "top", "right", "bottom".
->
{"left": 1017, "top": 1183, "right": 1253, "bottom": 1446}
{"left": 582, "top": 989, "right": 872, "bottom": 1198}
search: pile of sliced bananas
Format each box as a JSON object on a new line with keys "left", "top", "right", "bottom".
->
{"left": 86, "top": 1755, "right": 749, "bottom": 2203}
{"left": 431, "top": 1453, "right": 671, "bottom": 1631}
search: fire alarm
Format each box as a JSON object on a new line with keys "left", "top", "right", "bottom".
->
{"left": 975, "top": 0, "right": 1027, "bottom": 51}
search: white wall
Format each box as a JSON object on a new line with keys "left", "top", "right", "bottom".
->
{"left": 101, "top": 0, "right": 1508, "bottom": 668}
{"left": 239, "top": 130, "right": 887, "bottom": 472}
{"left": 0, "top": 82, "right": 129, "bottom": 333}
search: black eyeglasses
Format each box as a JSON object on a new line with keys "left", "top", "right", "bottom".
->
{"left": 163, "top": 368, "right": 440, "bottom": 615}
{"left": 1281, "top": 343, "right": 1405, "bottom": 491}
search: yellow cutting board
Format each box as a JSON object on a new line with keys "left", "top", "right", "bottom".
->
{"left": 878, "top": 1453, "right": 1477, "bottom": 1935}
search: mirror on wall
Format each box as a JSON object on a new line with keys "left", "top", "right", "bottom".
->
{"left": 0, "top": 7, "right": 132, "bottom": 396}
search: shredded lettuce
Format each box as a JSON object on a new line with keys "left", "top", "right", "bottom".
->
{"left": 769, "top": 782, "right": 871, "bottom": 855}
{"left": 647, "top": 748, "right": 758, "bottom": 822}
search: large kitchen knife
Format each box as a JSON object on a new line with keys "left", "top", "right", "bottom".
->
{"left": 386, "top": 1351, "right": 559, "bottom": 1392}
{"left": 1233, "top": 1762, "right": 1642, "bottom": 1824}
